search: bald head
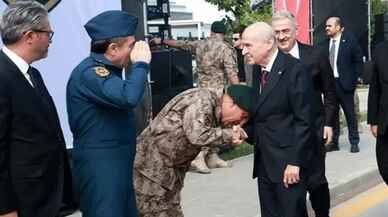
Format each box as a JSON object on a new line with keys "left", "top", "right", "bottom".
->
{"left": 241, "top": 22, "right": 277, "bottom": 66}
{"left": 243, "top": 22, "right": 275, "bottom": 43}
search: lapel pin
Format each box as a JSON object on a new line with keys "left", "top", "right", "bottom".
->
{"left": 278, "top": 71, "right": 282, "bottom": 75}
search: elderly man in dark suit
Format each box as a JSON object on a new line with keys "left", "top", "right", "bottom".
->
{"left": 322, "top": 17, "right": 363, "bottom": 153}
{"left": 271, "top": 11, "right": 337, "bottom": 217}
{"left": 368, "top": 40, "right": 388, "bottom": 185}
{"left": 242, "top": 22, "right": 313, "bottom": 217}
{"left": 0, "top": 2, "right": 72, "bottom": 217}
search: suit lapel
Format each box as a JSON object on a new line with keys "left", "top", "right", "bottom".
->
{"left": 254, "top": 52, "right": 286, "bottom": 112}
{"left": 298, "top": 43, "right": 308, "bottom": 60}
{"left": 0, "top": 51, "right": 54, "bottom": 124}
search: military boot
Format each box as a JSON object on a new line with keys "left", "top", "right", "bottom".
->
{"left": 206, "top": 152, "right": 232, "bottom": 168}
{"left": 190, "top": 151, "right": 211, "bottom": 174}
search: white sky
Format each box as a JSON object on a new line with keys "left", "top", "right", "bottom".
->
{"left": 174, "top": 0, "right": 231, "bottom": 23}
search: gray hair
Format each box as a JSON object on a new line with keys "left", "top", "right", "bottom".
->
{"left": 0, "top": 1, "right": 48, "bottom": 45}
{"left": 271, "top": 10, "right": 297, "bottom": 31}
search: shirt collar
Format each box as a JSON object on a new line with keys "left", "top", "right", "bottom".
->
{"left": 331, "top": 33, "right": 342, "bottom": 43}
{"left": 262, "top": 48, "right": 278, "bottom": 72}
{"left": 288, "top": 42, "right": 300, "bottom": 59}
{"left": 2, "top": 46, "right": 29, "bottom": 75}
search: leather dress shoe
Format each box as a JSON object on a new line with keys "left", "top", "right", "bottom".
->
{"left": 325, "top": 143, "right": 339, "bottom": 152}
{"left": 350, "top": 144, "right": 360, "bottom": 153}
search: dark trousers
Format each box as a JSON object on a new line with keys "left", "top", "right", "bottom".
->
{"left": 308, "top": 183, "right": 330, "bottom": 217}
{"left": 333, "top": 80, "right": 359, "bottom": 146}
{"left": 257, "top": 164, "right": 308, "bottom": 217}
{"left": 376, "top": 132, "right": 388, "bottom": 185}
{"left": 307, "top": 131, "right": 330, "bottom": 217}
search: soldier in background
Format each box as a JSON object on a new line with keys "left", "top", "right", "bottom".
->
{"left": 134, "top": 85, "right": 254, "bottom": 217}
{"left": 232, "top": 25, "right": 254, "bottom": 87}
{"left": 151, "top": 21, "right": 239, "bottom": 173}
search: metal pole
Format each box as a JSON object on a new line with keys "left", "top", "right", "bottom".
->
{"left": 367, "top": 0, "right": 371, "bottom": 60}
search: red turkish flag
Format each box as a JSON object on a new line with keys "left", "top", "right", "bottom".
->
{"left": 274, "top": 0, "right": 311, "bottom": 44}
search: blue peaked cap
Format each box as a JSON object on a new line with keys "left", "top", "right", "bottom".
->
{"left": 84, "top": 10, "right": 138, "bottom": 41}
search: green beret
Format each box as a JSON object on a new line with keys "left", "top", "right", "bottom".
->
{"left": 227, "top": 85, "right": 255, "bottom": 114}
{"left": 211, "top": 21, "right": 226, "bottom": 34}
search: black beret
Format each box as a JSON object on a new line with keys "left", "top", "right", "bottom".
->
{"left": 227, "top": 85, "right": 255, "bottom": 114}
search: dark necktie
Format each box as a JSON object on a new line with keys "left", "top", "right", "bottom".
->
{"left": 26, "top": 67, "right": 38, "bottom": 88}
{"left": 329, "top": 39, "right": 336, "bottom": 69}
{"left": 261, "top": 70, "right": 269, "bottom": 88}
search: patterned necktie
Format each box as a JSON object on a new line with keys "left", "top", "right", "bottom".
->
{"left": 329, "top": 39, "right": 336, "bottom": 69}
{"left": 261, "top": 70, "right": 269, "bottom": 88}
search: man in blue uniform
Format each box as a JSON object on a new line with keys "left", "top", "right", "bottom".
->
{"left": 66, "top": 11, "right": 151, "bottom": 217}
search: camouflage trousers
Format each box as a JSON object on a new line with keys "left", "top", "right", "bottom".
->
{"left": 134, "top": 170, "right": 184, "bottom": 217}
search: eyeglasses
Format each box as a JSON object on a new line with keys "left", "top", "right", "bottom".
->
{"left": 33, "top": 29, "right": 54, "bottom": 40}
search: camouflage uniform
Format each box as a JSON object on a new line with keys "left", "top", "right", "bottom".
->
{"left": 134, "top": 88, "right": 234, "bottom": 217}
{"left": 176, "top": 36, "right": 239, "bottom": 96}
{"left": 177, "top": 36, "right": 239, "bottom": 169}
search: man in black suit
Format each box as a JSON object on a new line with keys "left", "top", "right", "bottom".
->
{"left": 271, "top": 11, "right": 337, "bottom": 217}
{"left": 241, "top": 22, "right": 313, "bottom": 217}
{"left": 0, "top": 2, "right": 72, "bottom": 217}
{"left": 323, "top": 17, "right": 363, "bottom": 153}
{"left": 368, "top": 41, "right": 388, "bottom": 185}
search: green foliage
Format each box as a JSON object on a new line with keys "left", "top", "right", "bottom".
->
{"left": 371, "top": 0, "right": 388, "bottom": 37}
{"left": 204, "top": 0, "right": 272, "bottom": 31}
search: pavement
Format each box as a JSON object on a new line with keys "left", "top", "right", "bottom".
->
{"left": 71, "top": 88, "right": 383, "bottom": 217}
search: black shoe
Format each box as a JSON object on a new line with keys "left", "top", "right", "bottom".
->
{"left": 350, "top": 144, "right": 360, "bottom": 153}
{"left": 325, "top": 143, "right": 339, "bottom": 152}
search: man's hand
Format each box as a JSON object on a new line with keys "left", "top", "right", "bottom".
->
{"left": 0, "top": 211, "right": 18, "bottom": 217}
{"left": 130, "top": 41, "right": 151, "bottom": 64}
{"left": 370, "top": 125, "right": 378, "bottom": 138}
{"left": 323, "top": 126, "right": 333, "bottom": 145}
{"left": 149, "top": 37, "right": 162, "bottom": 45}
{"left": 283, "top": 165, "right": 300, "bottom": 188}
{"left": 232, "top": 125, "right": 247, "bottom": 145}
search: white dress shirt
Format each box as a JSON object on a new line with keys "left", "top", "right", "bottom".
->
{"left": 288, "top": 42, "right": 300, "bottom": 59}
{"left": 2, "top": 46, "right": 34, "bottom": 87}
{"left": 330, "top": 33, "right": 342, "bottom": 78}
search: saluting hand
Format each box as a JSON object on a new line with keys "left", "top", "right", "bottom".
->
{"left": 130, "top": 41, "right": 151, "bottom": 64}
{"left": 283, "top": 164, "right": 300, "bottom": 188}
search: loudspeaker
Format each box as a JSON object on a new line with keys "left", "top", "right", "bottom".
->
{"left": 150, "top": 49, "right": 193, "bottom": 116}
{"left": 312, "top": 0, "right": 368, "bottom": 58}
{"left": 147, "top": 0, "right": 170, "bottom": 20}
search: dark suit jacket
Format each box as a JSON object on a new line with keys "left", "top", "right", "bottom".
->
{"left": 368, "top": 41, "right": 388, "bottom": 135}
{"left": 320, "top": 31, "right": 363, "bottom": 92}
{"left": 252, "top": 51, "right": 313, "bottom": 182}
{"left": 0, "top": 51, "right": 72, "bottom": 217}
{"left": 298, "top": 42, "right": 337, "bottom": 130}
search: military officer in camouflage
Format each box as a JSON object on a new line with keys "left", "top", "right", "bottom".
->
{"left": 151, "top": 21, "right": 240, "bottom": 173}
{"left": 134, "top": 85, "right": 254, "bottom": 217}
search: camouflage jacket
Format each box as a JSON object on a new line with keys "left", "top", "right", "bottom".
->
{"left": 177, "top": 36, "right": 238, "bottom": 91}
{"left": 134, "top": 88, "right": 234, "bottom": 191}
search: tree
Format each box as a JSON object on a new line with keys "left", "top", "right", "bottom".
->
{"left": 204, "top": 0, "right": 272, "bottom": 30}
{"left": 371, "top": 0, "right": 388, "bottom": 38}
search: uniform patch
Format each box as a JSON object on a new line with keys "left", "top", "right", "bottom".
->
{"left": 94, "top": 67, "right": 110, "bottom": 77}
